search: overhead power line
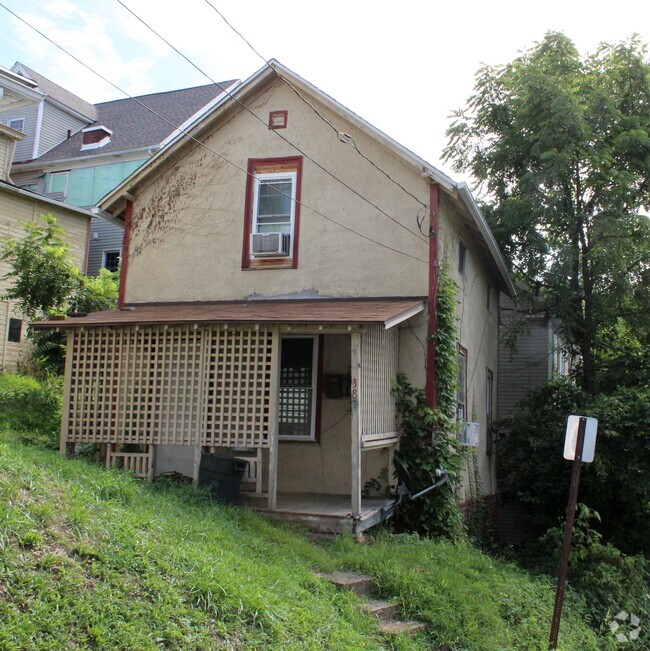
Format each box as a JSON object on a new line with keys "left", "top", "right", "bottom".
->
{"left": 116, "top": 0, "right": 428, "bottom": 245}
{"left": 202, "top": 0, "right": 432, "bottom": 213}
{"left": 0, "top": 2, "right": 429, "bottom": 265}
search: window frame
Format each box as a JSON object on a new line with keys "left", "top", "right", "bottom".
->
{"left": 102, "top": 249, "right": 121, "bottom": 273}
{"left": 242, "top": 157, "right": 303, "bottom": 269}
{"left": 458, "top": 240, "right": 467, "bottom": 277}
{"left": 7, "top": 318, "right": 22, "bottom": 343}
{"left": 278, "top": 334, "right": 323, "bottom": 443}
{"left": 486, "top": 368, "right": 494, "bottom": 455}
{"left": 47, "top": 170, "right": 70, "bottom": 197}
{"left": 8, "top": 117, "right": 25, "bottom": 132}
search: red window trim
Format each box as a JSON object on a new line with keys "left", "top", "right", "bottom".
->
{"left": 241, "top": 156, "right": 303, "bottom": 270}
{"left": 268, "top": 110, "right": 288, "bottom": 130}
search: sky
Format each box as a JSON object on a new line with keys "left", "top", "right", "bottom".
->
{"left": 1, "top": 0, "right": 650, "bottom": 177}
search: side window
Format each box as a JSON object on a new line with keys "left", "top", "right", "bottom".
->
{"left": 242, "top": 157, "right": 302, "bottom": 269}
{"left": 102, "top": 250, "right": 121, "bottom": 273}
{"left": 7, "top": 318, "right": 22, "bottom": 343}
{"left": 8, "top": 117, "right": 25, "bottom": 132}
{"left": 458, "top": 240, "right": 467, "bottom": 277}
{"left": 457, "top": 345, "right": 467, "bottom": 422}
{"left": 47, "top": 171, "right": 70, "bottom": 198}
{"left": 486, "top": 368, "right": 494, "bottom": 455}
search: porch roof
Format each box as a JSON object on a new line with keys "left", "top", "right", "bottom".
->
{"left": 33, "top": 297, "right": 426, "bottom": 330}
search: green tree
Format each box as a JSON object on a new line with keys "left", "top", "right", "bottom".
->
{"left": 1, "top": 214, "right": 77, "bottom": 319}
{"left": 444, "top": 32, "right": 650, "bottom": 393}
{"left": 1, "top": 213, "right": 119, "bottom": 373}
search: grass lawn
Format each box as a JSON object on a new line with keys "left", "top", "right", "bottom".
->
{"left": 0, "top": 428, "right": 603, "bottom": 650}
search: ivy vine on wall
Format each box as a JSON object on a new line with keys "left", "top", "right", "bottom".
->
{"left": 392, "top": 267, "right": 464, "bottom": 537}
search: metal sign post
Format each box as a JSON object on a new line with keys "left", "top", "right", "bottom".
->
{"left": 548, "top": 415, "right": 597, "bottom": 649}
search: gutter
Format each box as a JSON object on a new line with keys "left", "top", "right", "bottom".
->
{"left": 0, "top": 180, "right": 94, "bottom": 219}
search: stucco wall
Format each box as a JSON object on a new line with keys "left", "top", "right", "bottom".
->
{"left": 125, "top": 80, "right": 430, "bottom": 303}
{"left": 122, "top": 77, "right": 504, "bottom": 498}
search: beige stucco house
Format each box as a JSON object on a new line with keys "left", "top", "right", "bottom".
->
{"left": 37, "top": 61, "right": 514, "bottom": 532}
{"left": 0, "top": 123, "right": 91, "bottom": 371}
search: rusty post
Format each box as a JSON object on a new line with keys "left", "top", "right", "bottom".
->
{"left": 549, "top": 416, "right": 587, "bottom": 649}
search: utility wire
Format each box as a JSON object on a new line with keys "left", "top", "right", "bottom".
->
{"left": 116, "top": 0, "right": 428, "bottom": 245}
{"left": 202, "top": 0, "right": 432, "bottom": 213}
{"left": 0, "top": 2, "right": 429, "bottom": 266}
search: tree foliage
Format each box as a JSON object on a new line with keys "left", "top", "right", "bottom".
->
{"left": 444, "top": 32, "right": 650, "bottom": 393}
{"left": 1, "top": 214, "right": 119, "bottom": 373}
{"left": 392, "top": 269, "right": 464, "bottom": 537}
{"left": 496, "top": 379, "right": 650, "bottom": 556}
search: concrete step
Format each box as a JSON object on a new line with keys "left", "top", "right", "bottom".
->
{"left": 378, "top": 620, "right": 428, "bottom": 635}
{"left": 319, "top": 571, "right": 375, "bottom": 596}
{"left": 361, "top": 599, "right": 399, "bottom": 621}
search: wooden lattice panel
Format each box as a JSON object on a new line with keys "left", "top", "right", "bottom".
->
{"left": 360, "top": 325, "right": 398, "bottom": 443}
{"left": 202, "top": 326, "right": 273, "bottom": 448}
{"left": 64, "top": 324, "right": 274, "bottom": 448}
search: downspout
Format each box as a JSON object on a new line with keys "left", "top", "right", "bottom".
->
{"left": 425, "top": 183, "right": 440, "bottom": 408}
{"left": 117, "top": 200, "right": 133, "bottom": 309}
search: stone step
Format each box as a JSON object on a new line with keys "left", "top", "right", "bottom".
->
{"left": 378, "top": 620, "right": 428, "bottom": 635}
{"left": 319, "top": 571, "right": 375, "bottom": 596}
{"left": 361, "top": 599, "right": 399, "bottom": 621}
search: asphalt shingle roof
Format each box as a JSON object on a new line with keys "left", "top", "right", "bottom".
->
{"left": 15, "top": 63, "right": 97, "bottom": 120}
{"left": 22, "top": 80, "right": 237, "bottom": 164}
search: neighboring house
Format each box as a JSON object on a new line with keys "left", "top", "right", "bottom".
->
{"left": 36, "top": 61, "right": 515, "bottom": 533}
{"left": 0, "top": 123, "right": 91, "bottom": 371}
{"left": 4, "top": 63, "right": 238, "bottom": 276}
{"left": 497, "top": 292, "right": 571, "bottom": 419}
{"left": 0, "top": 62, "right": 97, "bottom": 168}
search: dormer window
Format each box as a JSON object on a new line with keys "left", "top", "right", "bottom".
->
{"left": 81, "top": 125, "right": 112, "bottom": 151}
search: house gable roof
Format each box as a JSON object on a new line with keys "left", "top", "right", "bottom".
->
{"left": 12, "top": 62, "right": 97, "bottom": 121}
{"left": 98, "top": 60, "right": 515, "bottom": 297}
{"left": 13, "top": 80, "right": 239, "bottom": 167}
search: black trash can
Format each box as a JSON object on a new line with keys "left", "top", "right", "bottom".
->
{"left": 198, "top": 453, "right": 248, "bottom": 504}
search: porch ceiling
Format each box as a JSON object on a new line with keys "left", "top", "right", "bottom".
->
{"left": 33, "top": 297, "right": 426, "bottom": 330}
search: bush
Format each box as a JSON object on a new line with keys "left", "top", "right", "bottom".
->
{"left": 0, "top": 373, "right": 62, "bottom": 448}
{"left": 496, "top": 379, "right": 650, "bottom": 555}
{"left": 513, "top": 507, "right": 649, "bottom": 646}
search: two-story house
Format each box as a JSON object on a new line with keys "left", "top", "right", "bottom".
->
{"left": 3, "top": 62, "right": 237, "bottom": 275}
{"left": 35, "top": 61, "right": 514, "bottom": 533}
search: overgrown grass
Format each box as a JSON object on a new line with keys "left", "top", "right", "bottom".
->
{"left": 0, "top": 427, "right": 605, "bottom": 650}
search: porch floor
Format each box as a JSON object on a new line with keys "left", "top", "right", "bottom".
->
{"left": 241, "top": 493, "right": 396, "bottom": 534}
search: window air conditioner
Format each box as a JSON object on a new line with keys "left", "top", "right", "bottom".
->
{"left": 251, "top": 232, "right": 290, "bottom": 257}
{"left": 459, "top": 422, "right": 480, "bottom": 447}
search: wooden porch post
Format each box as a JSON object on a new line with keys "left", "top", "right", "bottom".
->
{"left": 267, "top": 326, "right": 281, "bottom": 510}
{"left": 59, "top": 330, "right": 75, "bottom": 456}
{"left": 350, "top": 332, "right": 362, "bottom": 519}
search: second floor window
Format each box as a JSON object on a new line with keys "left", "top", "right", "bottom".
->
{"left": 242, "top": 157, "right": 302, "bottom": 269}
